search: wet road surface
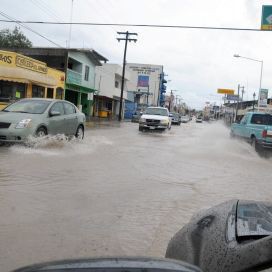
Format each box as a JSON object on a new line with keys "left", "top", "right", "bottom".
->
{"left": 1, "top": 120, "right": 272, "bottom": 271}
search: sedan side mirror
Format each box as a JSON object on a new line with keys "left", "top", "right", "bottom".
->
{"left": 50, "top": 110, "right": 61, "bottom": 117}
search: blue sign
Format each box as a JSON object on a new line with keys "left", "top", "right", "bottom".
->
{"left": 227, "top": 94, "right": 240, "bottom": 101}
{"left": 137, "top": 75, "right": 149, "bottom": 87}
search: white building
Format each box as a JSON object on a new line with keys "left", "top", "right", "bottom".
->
{"left": 126, "top": 63, "right": 163, "bottom": 106}
{"left": 94, "top": 63, "right": 130, "bottom": 118}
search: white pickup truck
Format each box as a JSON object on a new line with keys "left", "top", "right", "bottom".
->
{"left": 138, "top": 107, "right": 171, "bottom": 131}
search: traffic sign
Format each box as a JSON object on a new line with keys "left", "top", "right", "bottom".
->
{"left": 217, "top": 89, "right": 235, "bottom": 95}
{"left": 226, "top": 94, "right": 241, "bottom": 101}
{"left": 261, "top": 5, "right": 272, "bottom": 30}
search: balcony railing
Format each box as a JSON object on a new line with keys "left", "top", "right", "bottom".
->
{"left": 66, "top": 69, "right": 82, "bottom": 85}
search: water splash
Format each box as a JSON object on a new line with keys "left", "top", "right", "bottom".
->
{"left": 9, "top": 133, "right": 113, "bottom": 157}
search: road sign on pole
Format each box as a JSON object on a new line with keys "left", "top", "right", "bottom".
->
{"left": 226, "top": 94, "right": 241, "bottom": 101}
{"left": 217, "top": 89, "right": 235, "bottom": 95}
{"left": 261, "top": 5, "right": 272, "bottom": 30}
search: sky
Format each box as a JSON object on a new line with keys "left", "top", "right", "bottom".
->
{"left": 1, "top": 0, "right": 272, "bottom": 109}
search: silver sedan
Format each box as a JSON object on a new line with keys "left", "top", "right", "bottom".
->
{"left": 0, "top": 98, "right": 86, "bottom": 143}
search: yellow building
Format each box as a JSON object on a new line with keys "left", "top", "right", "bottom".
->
{"left": 0, "top": 50, "right": 65, "bottom": 110}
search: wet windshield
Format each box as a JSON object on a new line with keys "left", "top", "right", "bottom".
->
{"left": 1, "top": 1, "right": 272, "bottom": 272}
{"left": 4, "top": 100, "right": 51, "bottom": 114}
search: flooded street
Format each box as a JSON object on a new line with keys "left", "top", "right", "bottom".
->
{"left": 1, "top": 121, "right": 272, "bottom": 271}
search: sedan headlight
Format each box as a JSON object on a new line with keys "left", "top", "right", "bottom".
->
{"left": 15, "top": 119, "right": 32, "bottom": 129}
{"left": 160, "top": 120, "right": 168, "bottom": 124}
{"left": 139, "top": 118, "right": 146, "bottom": 123}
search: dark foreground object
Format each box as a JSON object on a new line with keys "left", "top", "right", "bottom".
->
{"left": 166, "top": 200, "right": 272, "bottom": 272}
{"left": 12, "top": 257, "right": 201, "bottom": 272}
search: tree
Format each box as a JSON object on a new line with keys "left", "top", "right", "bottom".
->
{"left": 0, "top": 26, "right": 32, "bottom": 48}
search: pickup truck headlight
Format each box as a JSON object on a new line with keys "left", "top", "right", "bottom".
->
{"left": 139, "top": 118, "right": 146, "bottom": 123}
{"left": 160, "top": 120, "right": 168, "bottom": 124}
{"left": 15, "top": 119, "right": 32, "bottom": 129}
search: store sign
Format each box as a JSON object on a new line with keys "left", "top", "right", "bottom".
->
{"left": 259, "top": 89, "right": 269, "bottom": 107}
{"left": 87, "top": 92, "right": 93, "bottom": 101}
{"left": 15, "top": 55, "right": 47, "bottom": 74}
{"left": 130, "top": 65, "right": 161, "bottom": 75}
{"left": 0, "top": 53, "right": 13, "bottom": 64}
{"left": 217, "top": 89, "right": 235, "bottom": 95}
{"left": 261, "top": 5, "right": 272, "bottom": 30}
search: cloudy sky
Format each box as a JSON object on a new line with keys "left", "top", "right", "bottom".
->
{"left": 1, "top": 0, "right": 272, "bottom": 109}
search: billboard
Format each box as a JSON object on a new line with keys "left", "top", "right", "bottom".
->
{"left": 259, "top": 89, "right": 269, "bottom": 107}
{"left": 137, "top": 75, "right": 149, "bottom": 87}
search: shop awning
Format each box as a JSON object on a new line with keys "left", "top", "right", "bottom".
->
{"left": 0, "top": 66, "right": 57, "bottom": 87}
{"left": 65, "top": 82, "right": 96, "bottom": 93}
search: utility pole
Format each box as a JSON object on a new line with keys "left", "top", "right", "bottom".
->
{"left": 168, "top": 90, "right": 173, "bottom": 112}
{"left": 147, "top": 85, "right": 149, "bottom": 106}
{"left": 235, "top": 84, "right": 240, "bottom": 122}
{"left": 68, "top": 0, "right": 74, "bottom": 48}
{"left": 241, "top": 87, "right": 245, "bottom": 101}
{"left": 235, "top": 85, "right": 244, "bottom": 122}
{"left": 117, "top": 31, "right": 138, "bottom": 121}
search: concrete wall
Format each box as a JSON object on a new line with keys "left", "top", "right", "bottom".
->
{"left": 68, "top": 51, "right": 96, "bottom": 89}
{"left": 126, "top": 63, "right": 163, "bottom": 106}
{"left": 95, "top": 63, "right": 130, "bottom": 100}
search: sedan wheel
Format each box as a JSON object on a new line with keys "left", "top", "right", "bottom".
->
{"left": 76, "top": 126, "right": 84, "bottom": 140}
{"left": 36, "top": 127, "right": 47, "bottom": 137}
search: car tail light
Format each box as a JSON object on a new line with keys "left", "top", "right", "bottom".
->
{"left": 262, "top": 130, "right": 267, "bottom": 138}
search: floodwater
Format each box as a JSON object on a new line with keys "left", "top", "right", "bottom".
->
{"left": 0, "top": 121, "right": 272, "bottom": 271}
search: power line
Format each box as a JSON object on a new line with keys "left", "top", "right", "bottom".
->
{"left": 0, "top": 19, "right": 263, "bottom": 32}
{"left": 0, "top": 11, "right": 63, "bottom": 47}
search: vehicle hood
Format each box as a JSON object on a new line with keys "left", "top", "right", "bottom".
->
{"left": 141, "top": 114, "right": 169, "bottom": 121}
{"left": 0, "top": 111, "right": 42, "bottom": 124}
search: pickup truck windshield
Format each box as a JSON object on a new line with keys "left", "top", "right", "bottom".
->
{"left": 144, "top": 108, "right": 168, "bottom": 116}
{"left": 251, "top": 114, "right": 272, "bottom": 125}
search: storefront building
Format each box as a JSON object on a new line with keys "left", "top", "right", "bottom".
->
{"left": 94, "top": 64, "right": 129, "bottom": 119}
{"left": 6, "top": 48, "right": 108, "bottom": 119}
{"left": 0, "top": 50, "right": 65, "bottom": 110}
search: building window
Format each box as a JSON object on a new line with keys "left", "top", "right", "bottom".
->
{"left": 0, "top": 81, "right": 26, "bottom": 102}
{"left": 84, "top": 65, "right": 89, "bottom": 81}
{"left": 32, "top": 85, "right": 45, "bottom": 98}
{"left": 115, "top": 81, "right": 119, "bottom": 88}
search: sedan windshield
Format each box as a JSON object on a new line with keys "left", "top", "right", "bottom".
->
{"left": 144, "top": 108, "right": 168, "bottom": 116}
{"left": 3, "top": 100, "right": 51, "bottom": 114}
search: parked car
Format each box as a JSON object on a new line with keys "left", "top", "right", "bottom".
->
{"left": 196, "top": 116, "right": 203, "bottom": 123}
{"left": 230, "top": 112, "right": 272, "bottom": 155}
{"left": 139, "top": 107, "right": 171, "bottom": 131}
{"left": 170, "top": 112, "right": 181, "bottom": 125}
{"left": 0, "top": 98, "right": 85, "bottom": 143}
{"left": 131, "top": 111, "right": 142, "bottom": 123}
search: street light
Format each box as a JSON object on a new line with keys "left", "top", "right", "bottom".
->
{"left": 233, "top": 54, "right": 263, "bottom": 108}
{"left": 253, "top": 92, "right": 256, "bottom": 111}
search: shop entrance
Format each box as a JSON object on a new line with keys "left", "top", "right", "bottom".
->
{"left": 65, "top": 89, "right": 78, "bottom": 106}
